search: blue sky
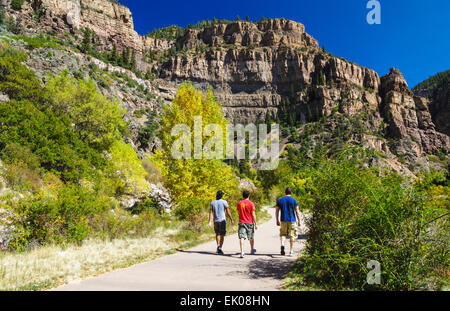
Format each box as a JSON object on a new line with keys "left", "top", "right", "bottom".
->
{"left": 121, "top": 0, "right": 450, "bottom": 88}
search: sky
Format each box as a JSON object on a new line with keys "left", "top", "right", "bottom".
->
{"left": 121, "top": 0, "right": 450, "bottom": 88}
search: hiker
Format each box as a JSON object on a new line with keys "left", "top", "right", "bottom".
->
{"left": 236, "top": 190, "right": 258, "bottom": 258}
{"left": 276, "top": 187, "right": 301, "bottom": 257}
{"left": 209, "top": 190, "right": 234, "bottom": 255}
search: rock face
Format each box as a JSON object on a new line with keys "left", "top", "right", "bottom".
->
{"left": 429, "top": 82, "right": 450, "bottom": 136}
{"left": 161, "top": 35, "right": 380, "bottom": 123}
{"left": 10, "top": 0, "right": 173, "bottom": 71}
{"left": 176, "top": 19, "right": 319, "bottom": 50}
{"left": 4, "top": 0, "right": 448, "bottom": 172}
{"left": 380, "top": 68, "right": 449, "bottom": 157}
{"left": 414, "top": 80, "right": 450, "bottom": 137}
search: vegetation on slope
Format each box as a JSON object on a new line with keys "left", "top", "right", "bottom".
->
{"left": 413, "top": 70, "right": 450, "bottom": 92}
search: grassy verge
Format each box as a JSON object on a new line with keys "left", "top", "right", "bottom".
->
{"left": 282, "top": 254, "right": 324, "bottom": 291}
{"left": 0, "top": 209, "right": 271, "bottom": 291}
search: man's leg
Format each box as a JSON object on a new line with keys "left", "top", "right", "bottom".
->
{"left": 250, "top": 239, "right": 255, "bottom": 251}
{"left": 240, "top": 238, "right": 244, "bottom": 254}
{"left": 280, "top": 236, "right": 286, "bottom": 255}
{"left": 216, "top": 234, "right": 220, "bottom": 246}
{"left": 219, "top": 235, "right": 224, "bottom": 248}
{"left": 289, "top": 238, "right": 295, "bottom": 253}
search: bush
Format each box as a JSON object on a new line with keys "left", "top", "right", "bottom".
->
{"left": 297, "top": 161, "right": 449, "bottom": 290}
{"left": 174, "top": 198, "right": 209, "bottom": 232}
{"left": 6, "top": 184, "right": 110, "bottom": 251}
{"left": 11, "top": 0, "right": 24, "bottom": 11}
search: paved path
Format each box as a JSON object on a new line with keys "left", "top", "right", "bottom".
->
{"left": 55, "top": 208, "right": 307, "bottom": 291}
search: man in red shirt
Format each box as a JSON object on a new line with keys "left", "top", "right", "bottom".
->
{"left": 236, "top": 190, "right": 258, "bottom": 258}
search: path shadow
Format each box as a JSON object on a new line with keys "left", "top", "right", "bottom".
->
{"left": 177, "top": 249, "right": 288, "bottom": 259}
{"left": 245, "top": 257, "right": 293, "bottom": 280}
{"left": 176, "top": 249, "right": 234, "bottom": 257}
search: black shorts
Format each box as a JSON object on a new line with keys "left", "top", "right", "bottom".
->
{"left": 214, "top": 221, "right": 227, "bottom": 236}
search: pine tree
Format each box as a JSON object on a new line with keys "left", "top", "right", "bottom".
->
{"left": 111, "top": 44, "right": 118, "bottom": 65}
{"left": 246, "top": 15, "right": 250, "bottom": 22}
{"left": 131, "top": 49, "right": 137, "bottom": 72}
{"left": 81, "top": 28, "right": 92, "bottom": 54}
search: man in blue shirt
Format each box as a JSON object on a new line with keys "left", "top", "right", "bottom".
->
{"left": 209, "top": 190, "right": 234, "bottom": 255}
{"left": 276, "top": 187, "right": 301, "bottom": 256}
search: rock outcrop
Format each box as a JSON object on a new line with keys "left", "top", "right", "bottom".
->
{"left": 7, "top": 0, "right": 173, "bottom": 72}
{"left": 3, "top": 0, "right": 448, "bottom": 173}
{"left": 380, "top": 68, "right": 449, "bottom": 158}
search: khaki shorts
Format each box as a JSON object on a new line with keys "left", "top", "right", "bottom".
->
{"left": 238, "top": 223, "right": 255, "bottom": 240}
{"left": 280, "top": 222, "right": 298, "bottom": 240}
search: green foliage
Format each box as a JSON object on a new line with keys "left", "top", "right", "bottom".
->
{"left": 108, "top": 140, "right": 150, "bottom": 196}
{"left": 0, "top": 46, "right": 155, "bottom": 250}
{"left": 6, "top": 184, "right": 110, "bottom": 251}
{"left": 154, "top": 83, "right": 238, "bottom": 203}
{"left": 14, "top": 34, "right": 62, "bottom": 50}
{"left": 137, "top": 109, "right": 161, "bottom": 150}
{"left": 413, "top": 69, "right": 450, "bottom": 92}
{"left": 45, "top": 70, "right": 128, "bottom": 152}
{"left": 11, "top": 0, "right": 24, "bottom": 11}
{"left": 173, "top": 198, "right": 209, "bottom": 232}
{"left": 292, "top": 161, "right": 449, "bottom": 290}
{"left": 0, "top": 8, "right": 4, "bottom": 24}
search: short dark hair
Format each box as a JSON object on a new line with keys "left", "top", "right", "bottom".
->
{"left": 285, "top": 187, "right": 293, "bottom": 195}
{"left": 242, "top": 190, "right": 250, "bottom": 199}
{"left": 216, "top": 190, "right": 224, "bottom": 200}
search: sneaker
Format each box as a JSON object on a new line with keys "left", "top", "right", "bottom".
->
{"left": 281, "top": 246, "right": 285, "bottom": 256}
{"left": 240, "top": 253, "right": 245, "bottom": 258}
{"left": 251, "top": 249, "right": 257, "bottom": 255}
{"left": 218, "top": 248, "right": 224, "bottom": 255}
{"left": 289, "top": 251, "right": 295, "bottom": 257}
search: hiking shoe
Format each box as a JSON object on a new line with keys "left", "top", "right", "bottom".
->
{"left": 251, "top": 249, "right": 257, "bottom": 255}
{"left": 217, "top": 247, "right": 224, "bottom": 255}
{"left": 281, "top": 246, "right": 285, "bottom": 256}
{"left": 240, "top": 253, "right": 245, "bottom": 258}
{"left": 289, "top": 251, "right": 295, "bottom": 257}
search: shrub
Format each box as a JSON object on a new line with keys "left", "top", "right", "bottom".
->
{"left": 11, "top": 0, "right": 24, "bottom": 11}
{"left": 297, "top": 161, "right": 449, "bottom": 290}
{"left": 6, "top": 184, "right": 110, "bottom": 251}
{"left": 45, "top": 71, "right": 128, "bottom": 152}
{"left": 174, "top": 198, "right": 209, "bottom": 232}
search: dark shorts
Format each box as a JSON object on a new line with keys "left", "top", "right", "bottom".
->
{"left": 214, "top": 221, "right": 227, "bottom": 236}
{"left": 238, "top": 223, "right": 255, "bottom": 240}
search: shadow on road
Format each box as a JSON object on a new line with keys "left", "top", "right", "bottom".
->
{"left": 247, "top": 258, "right": 293, "bottom": 280}
{"left": 177, "top": 249, "right": 290, "bottom": 259}
{"left": 176, "top": 249, "right": 234, "bottom": 257}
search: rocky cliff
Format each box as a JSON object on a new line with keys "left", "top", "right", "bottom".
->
{"left": 2, "top": 0, "right": 448, "bottom": 173}
{"left": 2, "top": 0, "right": 173, "bottom": 71}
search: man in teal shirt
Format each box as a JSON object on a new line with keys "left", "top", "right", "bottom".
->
{"left": 276, "top": 188, "right": 301, "bottom": 256}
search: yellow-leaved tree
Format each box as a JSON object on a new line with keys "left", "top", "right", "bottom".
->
{"left": 153, "top": 83, "right": 238, "bottom": 203}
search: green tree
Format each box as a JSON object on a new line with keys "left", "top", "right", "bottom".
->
{"left": 11, "top": 0, "right": 24, "bottom": 11}
{"left": 153, "top": 83, "right": 238, "bottom": 203}
{"left": 45, "top": 71, "right": 128, "bottom": 152}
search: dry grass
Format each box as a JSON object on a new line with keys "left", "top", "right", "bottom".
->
{"left": 0, "top": 208, "right": 272, "bottom": 291}
{"left": 0, "top": 227, "right": 187, "bottom": 291}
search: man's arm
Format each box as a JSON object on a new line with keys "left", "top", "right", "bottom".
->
{"left": 275, "top": 205, "right": 280, "bottom": 226}
{"left": 295, "top": 206, "right": 301, "bottom": 227}
{"left": 226, "top": 208, "right": 234, "bottom": 225}
{"left": 208, "top": 208, "right": 214, "bottom": 227}
{"left": 252, "top": 210, "right": 258, "bottom": 230}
